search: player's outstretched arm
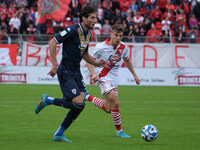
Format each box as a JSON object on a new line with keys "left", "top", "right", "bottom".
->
{"left": 48, "top": 38, "right": 58, "bottom": 77}
{"left": 123, "top": 58, "right": 140, "bottom": 85}
{"left": 83, "top": 52, "right": 109, "bottom": 67}
{"left": 86, "top": 62, "right": 99, "bottom": 82}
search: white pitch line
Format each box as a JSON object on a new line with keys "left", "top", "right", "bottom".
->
{"left": 120, "top": 101, "right": 200, "bottom": 104}
{"left": 0, "top": 105, "right": 200, "bottom": 111}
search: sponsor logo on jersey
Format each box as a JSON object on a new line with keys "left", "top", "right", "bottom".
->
{"left": 72, "top": 88, "right": 77, "bottom": 94}
{"left": 79, "top": 41, "right": 89, "bottom": 50}
{"left": 109, "top": 54, "right": 121, "bottom": 63}
{"left": 60, "top": 30, "right": 67, "bottom": 36}
{"left": 118, "top": 49, "right": 123, "bottom": 55}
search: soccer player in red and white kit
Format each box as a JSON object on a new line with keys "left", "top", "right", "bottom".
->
{"left": 85, "top": 24, "right": 140, "bottom": 138}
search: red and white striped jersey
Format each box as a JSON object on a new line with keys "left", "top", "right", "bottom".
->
{"left": 92, "top": 38, "right": 129, "bottom": 82}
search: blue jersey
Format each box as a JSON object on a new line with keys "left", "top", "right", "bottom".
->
{"left": 54, "top": 24, "right": 91, "bottom": 75}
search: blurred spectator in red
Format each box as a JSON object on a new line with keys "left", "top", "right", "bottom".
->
{"left": 9, "top": 13, "right": 20, "bottom": 32}
{"left": 112, "top": 0, "right": 120, "bottom": 12}
{"left": 63, "top": 17, "right": 73, "bottom": 28}
{"left": 129, "top": 0, "right": 138, "bottom": 16}
{"left": 176, "top": 9, "right": 186, "bottom": 31}
{"left": 134, "top": 11, "right": 144, "bottom": 26}
{"left": 119, "top": 0, "right": 130, "bottom": 19}
{"left": 189, "top": 14, "right": 199, "bottom": 29}
{"left": 157, "top": 0, "right": 167, "bottom": 13}
{"left": 146, "top": 23, "right": 162, "bottom": 42}
{"left": 97, "top": 3, "right": 104, "bottom": 25}
{"left": 103, "top": 0, "right": 113, "bottom": 20}
{"left": 180, "top": 0, "right": 190, "bottom": 27}
{"left": 187, "top": 26, "right": 198, "bottom": 43}
{"left": 102, "top": 19, "right": 111, "bottom": 35}
{"left": 163, "top": 8, "right": 174, "bottom": 22}
{"left": 45, "top": 19, "right": 54, "bottom": 35}
{"left": 69, "top": 0, "right": 81, "bottom": 24}
{"left": 8, "top": 3, "right": 16, "bottom": 18}
{"left": 142, "top": 0, "right": 155, "bottom": 14}
{"left": 0, "top": 3, "right": 7, "bottom": 21}
{"left": 150, "top": 5, "right": 162, "bottom": 23}
{"left": 175, "top": 25, "right": 186, "bottom": 43}
{"left": 165, "top": 0, "right": 175, "bottom": 13}
{"left": 155, "top": 21, "right": 162, "bottom": 34}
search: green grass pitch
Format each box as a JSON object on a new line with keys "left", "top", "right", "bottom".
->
{"left": 0, "top": 84, "right": 200, "bottom": 150}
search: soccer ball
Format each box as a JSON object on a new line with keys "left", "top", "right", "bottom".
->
{"left": 141, "top": 125, "right": 158, "bottom": 142}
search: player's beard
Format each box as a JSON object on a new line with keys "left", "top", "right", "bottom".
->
{"left": 85, "top": 21, "right": 94, "bottom": 30}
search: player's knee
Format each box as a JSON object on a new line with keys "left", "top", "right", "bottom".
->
{"left": 110, "top": 97, "right": 119, "bottom": 108}
{"left": 73, "top": 102, "right": 85, "bottom": 110}
{"left": 104, "top": 107, "right": 111, "bottom": 113}
{"left": 113, "top": 102, "right": 119, "bottom": 108}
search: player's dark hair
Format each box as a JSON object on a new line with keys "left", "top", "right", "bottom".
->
{"left": 79, "top": 5, "right": 96, "bottom": 23}
{"left": 111, "top": 24, "right": 124, "bottom": 33}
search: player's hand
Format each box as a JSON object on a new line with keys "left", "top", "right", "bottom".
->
{"left": 97, "top": 59, "right": 110, "bottom": 68}
{"left": 48, "top": 65, "right": 57, "bottom": 77}
{"left": 134, "top": 75, "right": 140, "bottom": 85}
{"left": 92, "top": 73, "right": 99, "bottom": 82}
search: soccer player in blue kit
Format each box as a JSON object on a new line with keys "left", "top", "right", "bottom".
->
{"left": 35, "top": 5, "right": 108, "bottom": 142}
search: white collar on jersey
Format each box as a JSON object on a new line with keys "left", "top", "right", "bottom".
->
{"left": 78, "top": 23, "right": 84, "bottom": 33}
{"left": 105, "top": 38, "right": 121, "bottom": 50}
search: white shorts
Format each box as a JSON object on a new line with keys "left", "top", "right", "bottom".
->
{"left": 97, "top": 77, "right": 118, "bottom": 96}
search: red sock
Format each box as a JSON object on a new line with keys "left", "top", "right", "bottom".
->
{"left": 88, "top": 95, "right": 105, "bottom": 111}
{"left": 111, "top": 108, "right": 122, "bottom": 131}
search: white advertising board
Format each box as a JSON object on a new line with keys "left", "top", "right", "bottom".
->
{"left": 22, "top": 42, "right": 200, "bottom": 68}
{"left": 0, "top": 66, "right": 199, "bottom": 86}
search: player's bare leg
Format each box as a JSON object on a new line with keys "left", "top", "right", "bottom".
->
{"left": 53, "top": 94, "right": 85, "bottom": 142}
{"left": 104, "top": 90, "right": 131, "bottom": 138}
{"left": 85, "top": 89, "right": 130, "bottom": 138}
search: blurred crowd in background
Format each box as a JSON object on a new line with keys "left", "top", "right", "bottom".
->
{"left": 0, "top": 0, "right": 200, "bottom": 44}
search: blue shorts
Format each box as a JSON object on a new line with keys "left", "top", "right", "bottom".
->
{"left": 57, "top": 67, "right": 86, "bottom": 101}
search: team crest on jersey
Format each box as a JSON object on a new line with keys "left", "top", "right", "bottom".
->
{"left": 77, "top": 27, "right": 91, "bottom": 56}
{"left": 72, "top": 88, "right": 77, "bottom": 94}
{"left": 109, "top": 54, "right": 121, "bottom": 63}
{"left": 79, "top": 41, "right": 89, "bottom": 49}
{"left": 118, "top": 49, "right": 123, "bottom": 55}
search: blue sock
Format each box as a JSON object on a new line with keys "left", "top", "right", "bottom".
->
{"left": 54, "top": 125, "right": 66, "bottom": 136}
{"left": 45, "top": 97, "right": 54, "bottom": 105}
